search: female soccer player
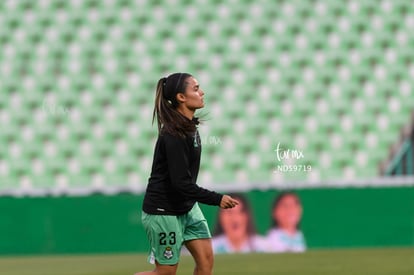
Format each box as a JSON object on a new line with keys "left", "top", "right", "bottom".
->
{"left": 135, "top": 73, "right": 239, "bottom": 275}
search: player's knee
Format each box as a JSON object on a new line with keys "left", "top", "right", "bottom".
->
{"left": 206, "top": 250, "right": 214, "bottom": 268}
{"left": 196, "top": 251, "right": 214, "bottom": 272}
{"left": 154, "top": 264, "right": 177, "bottom": 275}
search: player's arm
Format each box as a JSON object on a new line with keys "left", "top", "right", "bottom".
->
{"left": 164, "top": 133, "right": 237, "bottom": 207}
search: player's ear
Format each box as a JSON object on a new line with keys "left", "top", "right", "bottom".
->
{"left": 176, "top": 93, "right": 186, "bottom": 104}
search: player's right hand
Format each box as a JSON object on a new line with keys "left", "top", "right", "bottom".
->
{"left": 220, "top": 195, "right": 239, "bottom": 209}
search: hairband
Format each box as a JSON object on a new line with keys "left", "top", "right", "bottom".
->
{"left": 162, "top": 73, "right": 183, "bottom": 102}
{"left": 174, "top": 73, "right": 183, "bottom": 94}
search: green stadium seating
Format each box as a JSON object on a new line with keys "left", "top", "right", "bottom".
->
{"left": 0, "top": 0, "right": 413, "bottom": 194}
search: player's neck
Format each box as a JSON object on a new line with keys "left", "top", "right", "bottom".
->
{"left": 177, "top": 106, "right": 195, "bottom": 120}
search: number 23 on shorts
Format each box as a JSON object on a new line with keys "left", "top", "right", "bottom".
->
{"left": 159, "top": 232, "right": 176, "bottom": 245}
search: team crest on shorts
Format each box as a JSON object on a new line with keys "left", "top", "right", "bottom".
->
{"left": 163, "top": 246, "right": 173, "bottom": 259}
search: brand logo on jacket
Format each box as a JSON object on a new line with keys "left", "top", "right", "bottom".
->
{"left": 193, "top": 132, "right": 200, "bottom": 148}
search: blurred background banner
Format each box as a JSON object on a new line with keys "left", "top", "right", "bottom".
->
{"left": 1, "top": 184, "right": 414, "bottom": 255}
{"left": 1, "top": 0, "right": 414, "bottom": 255}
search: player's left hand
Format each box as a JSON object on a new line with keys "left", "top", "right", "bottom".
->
{"left": 220, "top": 195, "right": 239, "bottom": 209}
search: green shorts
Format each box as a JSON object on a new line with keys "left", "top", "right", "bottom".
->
{"left": 141, "top": 203, "right": 211, "bottom": 265}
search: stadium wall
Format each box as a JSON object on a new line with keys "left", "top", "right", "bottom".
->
{"left": 1, "top": 186, "right": 413, "bottom": 255}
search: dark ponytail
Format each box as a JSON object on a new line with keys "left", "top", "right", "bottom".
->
{"left": 152, "top": 72, "right": 199, "bottom": 137}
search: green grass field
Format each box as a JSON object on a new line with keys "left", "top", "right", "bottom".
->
{"left": 1, "top": 247, "right": 413, "bottom": 275}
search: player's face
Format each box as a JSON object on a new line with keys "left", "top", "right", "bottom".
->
{"left": 274, "top": 195, "right": 302, "bottom": 230}
{"left": 219, "top": 200, "right": 248, "bottom": 243}
{"left": 178, "top": 77, "right": 205, "bottom": 110}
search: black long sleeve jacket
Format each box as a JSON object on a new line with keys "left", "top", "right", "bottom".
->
{"left": 142, "top": 129, "right": 223, "bottom": 215}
